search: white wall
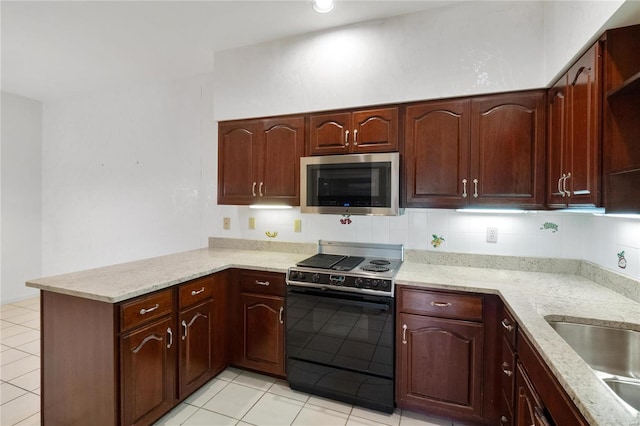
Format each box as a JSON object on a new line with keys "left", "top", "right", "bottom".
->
{"left": 1, "top": 92, "right": 43, "bottom": 303}
{"left": 214, "top": 1, "right": 546, "bottom": 121}
{"left": 543, "top": 0, "right": 625, "bottom": 84}
{"left": 41, "top": 74, "right": 215, "bottom": 276}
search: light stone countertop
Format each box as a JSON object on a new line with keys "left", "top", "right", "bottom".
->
{"left": 26, "top": 247, "right": 640, "bottom": 426}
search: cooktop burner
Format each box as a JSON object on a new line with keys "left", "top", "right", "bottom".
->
{"left": 360, "top": 264, "right": 390, "bottom": 273}
{"left": 287, "top": 241, "right": 404, "bottom": 296}
{"left": 369, "top": 259, "right": 391, "bottom": 266}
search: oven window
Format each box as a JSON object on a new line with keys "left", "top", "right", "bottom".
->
{"left": 286, "top": 290, "right": 393, "bottom": 378}
{"left": 305, "top": 161, "right": 392, "bottom": 208}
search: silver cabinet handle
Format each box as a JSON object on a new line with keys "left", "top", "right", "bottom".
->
{"left": 255, "top": 280, "right": 270, "bottom": 286}
{"left": 563, "top": 172, "right": 571, "bottom": 197}
{"left": 191, "top": 287, "right": 205, "bottom": 296}
{"left": 252, "top": 182, "right": 257, "bottom": 197}
{"left": 473, "top": 178, "right": 479, "bottom": 198}
{"left": 558, "top": 175, "right": 565, "bottom": 197}
{"left": 139, "top": 304, "right": 159, "bottom": 315}
{"left": 430, "top": 301, "right": 451, "bottom": 307}
{"left": 462, "top": 179, "right": 468, "bottom": 198}
{"left": 500, "top": 415, "right": 508, "bottom": 423}
{"left": 353, "top": 129, "right": 358, "bottom": 146}
{"left": 279, "top": 306, "right": 284, "bottom": 324}
{"left": 345, "top": 130, "right": 349, "bottom": 146}
{"left": 501, "top": 362, "right": 513, "bottom": 376}
{"left": 259, "top": 182, "right": 264, "bottom": 197}
{"left": 182, "top": 313, "right": 207, "bottom": 341}
{"left": 501, "top": 319, "right": 513, "bottom": 331}
{"left": 167, "top": 327, "right": 173, "bottom": 348}
{"left": 402, "top": 324, "right": 408, "bottom": 344}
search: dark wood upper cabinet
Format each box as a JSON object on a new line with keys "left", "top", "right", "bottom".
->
{"left": 308, "top": 107, "right": 398, "bottom": 155}
{"left": 218, "top": 116, "right": 305, "bottom": 205}
{"left": 548, "top": 42, "right": 602, "bottom": 208}
{"left": 470, "top": 91, "right": 546, "bottom": 208}
{"left": 404, "top": 99, "right": 471, "bottom": 208}
{"left": 602, "top": 24, "right": 640, "bottom": 213}
{"left": 404, "top": 91, "right": 545, "bottom": 209}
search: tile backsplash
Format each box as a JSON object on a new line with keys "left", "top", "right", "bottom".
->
{"left": 213, "top": 206, "right": 640, "bottom": 282}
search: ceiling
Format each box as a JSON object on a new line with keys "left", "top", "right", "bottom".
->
{"left": 1, "top": 1, "right": 458, "bottom": 102}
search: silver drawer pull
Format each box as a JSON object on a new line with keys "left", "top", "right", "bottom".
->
{"left": 500, "top": 415, "right": 508, "bottom": 423}
{"left": 139, "top": 304, "right": 159, "bottom": 315}
{"left": 279, "top": 306, "right": 284, "bottom": 324}
{"left": 430, "top": 301, "right": 451, "bottom": 307}
{"left": 167, "top": 327, "right": 173, "bottom": 348}
{"left": 462, "top": 179, "right": 468, "bottom": 198}
{"left": 255, "top": 280, "right": 270, "bottom": 286}
{"left": 191, "top": 287, "right": 205, "bottom": 296}
{"left": 402, "top": 324, "right": 408, "bottom": 344}
{"left": 501, "top": 362, "right": 513, "bottom": 376}
{"left": 501, "top": 319, "right": 514, "bottom": 331}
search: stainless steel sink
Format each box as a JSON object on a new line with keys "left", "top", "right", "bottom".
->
{"left": 547, "top": 320, "right": 640, "bottom": 413}
{"left": 604, "top": 378, "right": 640, "bottom": 412}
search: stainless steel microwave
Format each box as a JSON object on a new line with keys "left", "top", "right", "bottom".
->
{"left": 300, "top": 152, "right": 401, "bottom": 216}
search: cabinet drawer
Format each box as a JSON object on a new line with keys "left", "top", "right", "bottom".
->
{"left": 501, "top": 306, "right": 517, "bottom": 348}
{"left": 179, "top": 276, "right": 214, "bottom": 309}
{"left": 239, "top": 270, "right": 285, "bottom": 296}
{"left": 120, "top": 289, "right": 173, "bottom": 332}
{"left": 500, "top": 335, "right": 516, "bottom": 410}
{"left": 398, "top": 287, "right": 483, "bottom": 321}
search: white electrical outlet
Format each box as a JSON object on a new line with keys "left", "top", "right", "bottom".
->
{"left": 223, "top": 217, "right": 231, "bottom": 230}
{"left": 486, "top": 227, "right": 498, "bottom": 243}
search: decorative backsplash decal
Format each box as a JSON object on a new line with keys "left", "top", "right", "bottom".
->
{"left": 340, "top": 215, "right": 352, "bottom": 225}
{"left": 540, "top": 222, "right": 559, "bottom": 233}
{"left": 431, "top": 234, "right": 445, "bottom": 248}
{"left": 265, "top": 231, "right": 278, "bottom": 238}
{"left": 617, "top": 251, "right": 627, "bottom": 269}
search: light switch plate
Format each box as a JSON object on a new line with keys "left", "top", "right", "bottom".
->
{"left": 223, "top": 217, "right": 231, "bottom": 230}
{"left": 249, "top": 217, "right": 256, "bottom": 230}
{"left": 294, "top": 219, "right": 302, "bottom": 233}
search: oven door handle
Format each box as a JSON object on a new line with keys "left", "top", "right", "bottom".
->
{"left": 288, "top": 287, "right": 391, "bottom": 311}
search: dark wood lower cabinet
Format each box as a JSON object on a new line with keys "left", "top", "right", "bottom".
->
{"left": 40, "top": 272, "right": 230, "bottom": 426}
{"left": 178, "top": 299, "right": 215, "bottom": 398}
{"left": 121, "top": 317, "right": 176, "bottom": 426}
{"left": 515, "top": 364, "right": 551, "bottom": 426}
{"left": 232, "top": 269, "right": 286, "bottom": 377}
{"left": 398, "top": 313, "right": 484, "bottom": 418}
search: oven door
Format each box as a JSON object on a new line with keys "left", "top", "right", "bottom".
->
{"left": 286, "top": 285, "right": 394, "bottom": 413}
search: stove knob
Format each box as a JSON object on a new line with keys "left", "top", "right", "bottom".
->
{"left": 372, "top": 280, "right": 381, "bottom": 289}
{"left": 354, "top": 277, "right": 364, "bottom": 288}
{"left": 381, "top": 281, "right": 390, "bottom": 289}
{"left": 289, "top": 271, "right": 298, "bottom": 280}
{"left": 312, "top": 273, "right": 320, "bottom": 283}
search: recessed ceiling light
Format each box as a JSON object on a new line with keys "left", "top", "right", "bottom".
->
{"left": 312, "top": 0, "right": 335, "bottom": 14}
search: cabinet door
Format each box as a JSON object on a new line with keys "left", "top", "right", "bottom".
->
{"left": 308, "top": 112, "right": 351, "bottom": 155}
{"left": 121, "top": 317, "right": 176, "bottom": 426}
{"left": 397, "top": 313, "right": 483, "bottom": 420}
{"left": 238, "top": 293, "right": 285, "bottom": 376}
{"left": 352, "top": 107, "right": 399, "bottom": 153}
{"left": 547, "top": 76, "right": 569, "bottom": 207}
{"left": 470, "top": 91, "right": 546, "bottom": 208}
{"left": 178, "top": 300, "right": 214, "bottom": 399}
{"left": 566, "top": 43, "right": 601, "bottom": 207}
{"left": 258, "top": 116, "right": 305, "bottom": 205}
{"left": 515, "top": 364, "right": 551, "bottom": 426}
{"left": 218, "top": 120, "right": 259, "bottom": 204}
{"left": 404, "top": 100, "right": 470, "bottom": 208}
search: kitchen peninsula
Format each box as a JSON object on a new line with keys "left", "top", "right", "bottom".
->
{"left": 27, "top": 241, "right": 640, "bottom": 425}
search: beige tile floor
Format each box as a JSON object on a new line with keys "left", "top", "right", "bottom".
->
{"left": 0, "top": 296, "right": 464, "bottom": 426}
